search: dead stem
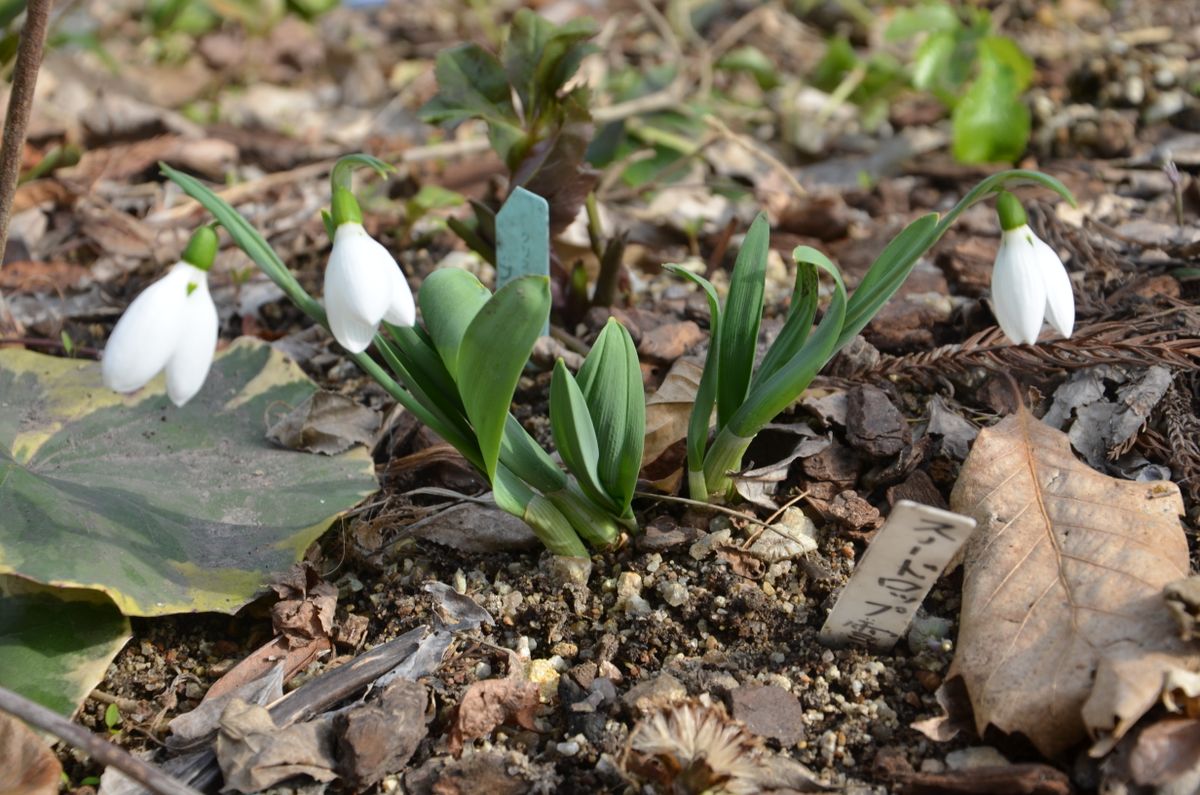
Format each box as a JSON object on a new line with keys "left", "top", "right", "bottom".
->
{"left": 0, "top": 0, "right": 52, "bottom": 335}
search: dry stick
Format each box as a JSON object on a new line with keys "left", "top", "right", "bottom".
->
{"left": 0, "top": 0, "right": 51, "bottom": 335}
{"left": 0, "top": 685, "right": 202, "bottom": 795}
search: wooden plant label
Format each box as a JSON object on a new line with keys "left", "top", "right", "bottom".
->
{"left": 819, "top": 500, "right": 976, "bottom": 652}
{"left": 495, "top": 186, "right": 550, "bottom": 335}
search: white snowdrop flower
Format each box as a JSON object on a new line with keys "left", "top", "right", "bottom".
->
{"left": 102, "top": 227, "right": 219, "bottom": 407}
{"left": 323, "top": 187, "right": 415, "bottom": 353}
{"left": 990, "top": 192, "right": 1075, "bottom": 345}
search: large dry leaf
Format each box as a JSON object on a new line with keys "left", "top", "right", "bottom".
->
{"left": 948, "top": 408, "right": 1190, "bottom": 757}
{"left": 0, "top": 713, "right": 60, "bottom": 795}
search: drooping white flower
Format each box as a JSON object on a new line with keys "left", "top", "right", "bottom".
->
{"left": 102, "top": 228, "right": 219, "bottom": 407}
{"left": 990, "top": 192, "right": 1075, "bottom": 345}
{"left": 322, "top": 188, "right": 415, "bottom": 353}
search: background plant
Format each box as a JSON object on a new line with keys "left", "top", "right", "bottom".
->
{"left": 419, "top": 10, "right": 630, "bottom": 315}
{"left": 814, "top": 0, "right": 1034, "bottom": 163}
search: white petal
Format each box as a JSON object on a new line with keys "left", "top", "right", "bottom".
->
{"left": 165, "top": 273, "right": 219, "bottom": 406}
{"left": 382, "top": 261, "right": 416, "bottom": 326}
{"left": 324, "top": 223, "right": 394, "bottom": 352}
{"left": 1032, "top": 236, "right": 1075, "bottom": 339}
{"left": 991, "top": 226, "right": 1047, "bottom": 345}
{"left": 101, "top": 264, "right": 191, "bottom": 394}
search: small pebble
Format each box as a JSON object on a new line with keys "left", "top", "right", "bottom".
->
{"left": 556, "top": 740, "right": 581, "bottom": 757}
{"left": 658, "top": 580, "right": 688, "bottom": 607}
{"left": 689, "top": 528, "right": 732, "bottom": 560}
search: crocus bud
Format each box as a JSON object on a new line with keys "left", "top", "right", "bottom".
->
{"left": 322, "top": 187, "right": 415, "bottom": 353}
{"left": 990, "top": 192, "right": 1075, "bottom": 345}
{"left": 102, "top": 226, "right": 220, "bottom": 406}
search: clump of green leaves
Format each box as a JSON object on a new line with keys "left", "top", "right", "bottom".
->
{"left": 671, "top": 169, "right": 1075, "bottom": 500}
{"left": 815, "top": 1, "right": 1034, "bottom": 164}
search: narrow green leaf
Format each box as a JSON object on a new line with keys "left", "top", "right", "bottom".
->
{"left": 457, "top": 275, "right": 551, "bottom": 480}
{"left": 662, "top": 264, "right": 722, "bottom": 482}
{"left": 576, "top": 319, "right": 643, "bottom": 512}
{"left": 729, "top": 253, "right": 848, "bottom": 438}
{"left": 373, "top": 331, "right": 482, "bottom": 471}
{"left": 754, "top": 246, "right": 828, "bottom": 387}
{"left": 716, "top": 212, "right": 770, "bottom": 428}
{"left": 383, "top": 323, "right": 465, "bottom": 416}
{"left": 500, "top": 414, "right": 567, "bottom": 493}
{"left": 417, "top": 268, "right": 492, "bottom": 376}
{"left": 551, "top": 359, "right": 618, "bottom": 514}
{"left": 545, "top": 479, "right": 623, "bottom": 546}
{"left": 838, "top": 214, "right": 939, "bottom": 351}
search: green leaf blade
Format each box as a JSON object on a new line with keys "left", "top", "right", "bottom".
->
{"left": 575, "top": 319, "right": 643, "bottom": 512}
{"left": 716, "top": 212, "right": 770, "bottom": 429}
{"left": 457, "top": 275, "right": 551, "bottom": 481}
{"left": 550, "top": 360, "right": 615, "bottom": 513}
{"left": 0, "top": 340, "right": 376, "bottom": 617}
{"left": 0, "top": 584, "right": 131, "bottom": 717}
{"left": 417, "top": 268, "right": 493, "bottom": 377}
{"left": 754, "top": 246, "right": 827, "bottom": 388}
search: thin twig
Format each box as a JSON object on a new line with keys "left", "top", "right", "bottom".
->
{"left": 0, "top": 0, "right": 51, "bottom": 335}
{"left": 634, "top": 490, "right": 773, "bottom": 529}
{"left": 0, "top": 684, "right": 202, "bottom": 795}
{"left": 704, "top": 114, "right": 806, "bottom": 197}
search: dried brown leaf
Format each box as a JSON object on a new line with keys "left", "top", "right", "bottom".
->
{"left": 1128, "top": 718, "right": 1200, "bottom": 787}
{"left": 266, "top": 391, "right": 380, "bottom": 456}
{"left": 0, "top": 713, "right": 60, "bottom": 795}
{"left": 948, "top": 408, "right": 1189, "bottom": 757}
{"left": 642, "top": 356, "right": 704, "bottom": 470}
{"left": 270, "top": 564, "right": 338, "bottom": 647}
{"left": 216, "top": 699, "right": 338, "bottom": 793}
{"left": 448, "top": 656, "right": 541, "bottom": 756}
{"left": 1082, "top": 646, "right": 1199, "bottom": 756}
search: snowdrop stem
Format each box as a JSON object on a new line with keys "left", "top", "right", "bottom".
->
{"left": 932, "top": 169, "right": 1075, "bottom": 240}
{"left": 160, "top": 163, "right": 463, "bottom": 449}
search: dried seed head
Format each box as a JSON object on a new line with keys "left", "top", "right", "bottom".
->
{"left": 622, "top": 699, "right": 761, "bottom": 795}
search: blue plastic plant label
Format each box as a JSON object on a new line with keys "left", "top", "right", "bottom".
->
{"left": 496, "top": 187, "right": 550, "bottom": 335}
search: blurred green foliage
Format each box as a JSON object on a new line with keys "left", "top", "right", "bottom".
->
{"left": 815, "top": 1, "right": 1034, "bottom": 163}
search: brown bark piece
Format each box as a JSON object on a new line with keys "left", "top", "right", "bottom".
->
{"left": 336, "top": 680, "right": 428, "bottom": 790}
{"left": 730, "top": 684, "right": 806, "bottom": 746}
{"left": 846, "top": 385, "right": 911, "bottom": 457}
